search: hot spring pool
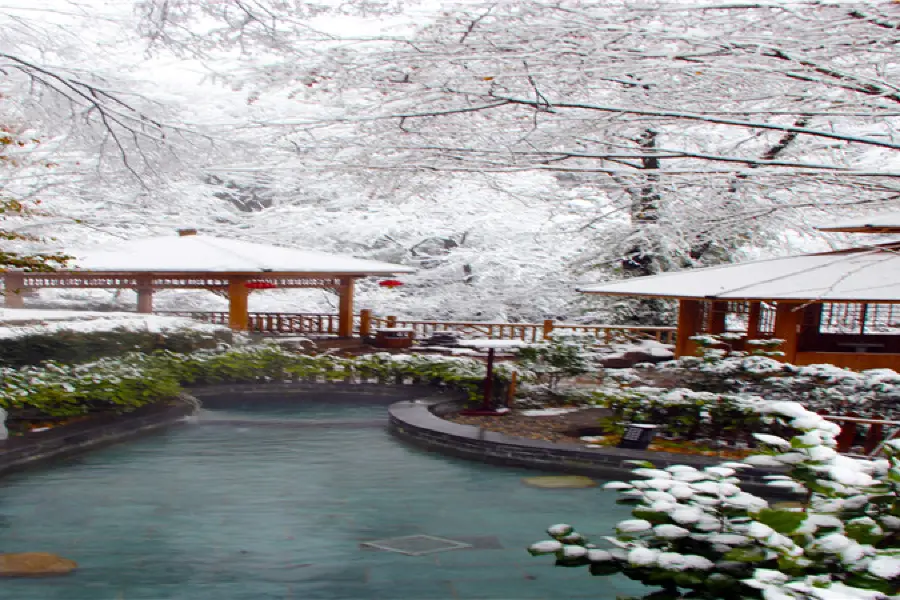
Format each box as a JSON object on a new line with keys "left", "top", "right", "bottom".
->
{"left": 0, "top": 398, "right": 646, "bottom": 599}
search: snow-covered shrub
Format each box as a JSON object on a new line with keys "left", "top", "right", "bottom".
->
{"left": 0, "top": 346, "right": 511, "bottom": 422}
{"left": 588, "top": 386, "right": 773, "bottom": 443}
{"left": 639, "top": 336, "right": 900, "bottom": 419}
{"left": 529, "top": 401, "right": 900, "bottom": 599}
{"left": 516, "top": 331, "right": 594, "bottom": 391}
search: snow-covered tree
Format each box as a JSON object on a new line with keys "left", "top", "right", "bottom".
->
{"left": 138, "top": 0, "right": 900, "bottom": 273}
{"left": 0, "top": 0, "right": 220, "bottom": 269}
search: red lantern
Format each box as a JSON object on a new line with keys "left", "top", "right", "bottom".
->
{"left": 378, "top": 279, "right": 404, "bottom": 288}
{"left": 245, "top": 280, "right": 277, "bottom": 290}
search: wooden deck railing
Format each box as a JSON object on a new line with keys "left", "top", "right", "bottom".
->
{"left": 157, "top": 311, "right": 343, "bottom": 336}
{"left": 157, "top": 310, "right": 676, "bottom": 344}
{"left": 368, "top": 315, "right": 676, "bottom": 344}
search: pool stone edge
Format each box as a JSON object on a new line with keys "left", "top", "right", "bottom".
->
{"left": 388, "top": 396, "right": 794, "bottom": 498}
{"left": 0, "top": 396, "right": 195, "bottom": 478}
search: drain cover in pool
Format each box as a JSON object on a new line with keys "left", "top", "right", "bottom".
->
{"left": 361, "top": 534, "right": 473, "bottom": 556}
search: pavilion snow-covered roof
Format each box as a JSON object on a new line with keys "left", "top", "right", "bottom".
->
{"left": 578, "top": 245, "right": 900, "bottom": 302}
{"left": 69, "top": 234, "right": 415, "bottom": 275}
{"left": 817, "top": 210, "right": 900, "bottom": 233}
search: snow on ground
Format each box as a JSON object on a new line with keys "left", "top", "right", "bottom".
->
{"left": 520, "top": 408, "right": 582, "bottom": 417}
{"left": 0, "top": 308, "right": 228, "bottom": 339}
{"left": 598, "top": 339, "right": 675, "bottom": 359}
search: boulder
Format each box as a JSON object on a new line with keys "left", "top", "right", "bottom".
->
{"left": 0, "top": 553, "right": 78, "bottom": 577}
{"left": 522, "top": 475, "right": 598, "bottom": 489}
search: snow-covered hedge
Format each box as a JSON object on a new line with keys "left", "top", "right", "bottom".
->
{"left": 648, "top": 354, "right": 900, "bottom": 417}
{"left": 588, "top": 385, "right": 777, "bottom": 443}
{"left": 592, "top": 341, "right": 900, "bottom": 440}
{"left": 530, "top": 401, "right": 900, "bottom": 599}
{"left": 0, "top": 311, "right": 233, "bottom": 367}
{"left": 0, "top": 346, "right": 510, "bottom": 422}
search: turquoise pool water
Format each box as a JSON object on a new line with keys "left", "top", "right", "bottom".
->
{"left": 0, "top": 400, "right": 646, "bottom": 599}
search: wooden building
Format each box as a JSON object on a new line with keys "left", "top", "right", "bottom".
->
{"left": 1, "top": 230, "right": 414, "bottom": 335}
{"left": 579, "top": 217, "right": 900, "bottom": 371}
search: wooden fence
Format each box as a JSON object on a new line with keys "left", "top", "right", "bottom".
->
{"left": 157, "top": 310, "right": 677, "bottom": 344}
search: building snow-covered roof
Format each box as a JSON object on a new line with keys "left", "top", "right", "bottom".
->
{"left": 579, "top": 245, "right": 900, "bottom": 302}
{"left": 817, "top": 210, "right": 900, "bottom": 233}
{"left": 69, "top": 234, "right": 415, "bottom": 275}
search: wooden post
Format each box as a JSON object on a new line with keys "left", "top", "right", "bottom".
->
{"left": 228, "top": 278, "right": 249, "bottom": 331}
{"left": 3, "top": 271, "right": 25, "bottom": 308}
{"left": 773, "top": 302, "right": 802, "bottom": 364}
{"left": 386, "top": 315, "right": 397, "bottom": 328}
{"left": 338, "top": 277, "right": 354, "bottom": 338}
{"left": 675, "top": 300, "right": 702, "bottom": 357}
{"left": 359, "top": 309, "right": 372, "bottom": 338}
{"left": 835, "top": 412, "right": 859, "bottom": 454}
{"left": 506, "top": 371, "right": 518, "bottom": 408}
{"left": 864, "top": 415, "right": 885, "bottom": 456}
{"left": 136, "top": 276, "right": 154, "bottom": 314}
{"left": 746, "top": 301, "right": 761, "bottom": 340}
{"left": 483, "top": 347, "right": 496, "bottom": 409}
{"left": 542, "top": 319, "right": 554, "bottom": 340}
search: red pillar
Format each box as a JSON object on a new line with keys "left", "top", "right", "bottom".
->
{"left": 675, "top": 300, "right": 702, "bottom": 357}
{"left": 773, "top": 302, "right": 802, "bottom": 364}
{"left": 338, "top": 277, "right": 355, "bottom": 338}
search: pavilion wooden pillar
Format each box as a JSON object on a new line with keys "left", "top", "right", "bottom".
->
{"left": 675, "top": 299, "right": 702, "bottom": 357}
{"left": 228, "top": 277, "right": 250, "bottom": 331}
{"left": 136, "top": 276, "right": 154, "bottom": 314}
{"left": 338, "top": 277, "right": 354, "bottom": 338}
{"left": 773, "top": 301, "right": 802, "bottom": 364}
{"left": 3, "top": 271, "right": 25, "bottom": 308}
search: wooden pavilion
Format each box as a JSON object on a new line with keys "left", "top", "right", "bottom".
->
{"left": 1, "top": 230, "right": 414, "bottom": 335}
{"left": 579, "top": 217, "right": 900, "bottom": 371}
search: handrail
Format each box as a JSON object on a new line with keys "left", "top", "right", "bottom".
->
{"left": 155, "top": 310, "right": 677, "bottom": 343}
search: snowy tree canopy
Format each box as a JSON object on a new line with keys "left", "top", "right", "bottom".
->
{"left": 2, "top": 1, "right": 899, "bottom": 321}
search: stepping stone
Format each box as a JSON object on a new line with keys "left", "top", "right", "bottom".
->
{"left": 522, "top": 475, "right": 597, "bottom": 489}
{"left": 0, "top": 552, "right": 78, "bottom": 577}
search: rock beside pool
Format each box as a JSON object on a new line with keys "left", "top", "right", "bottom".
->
{"left": 0, "top": 552, "right": 78, "bottom": 577}
{"left": 522, "top": 475, "right": 597, "bottom": 489}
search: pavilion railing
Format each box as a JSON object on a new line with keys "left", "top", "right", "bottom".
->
{"left": 156, "top": 310, "right": 677, "bottom": 344}
{"left": 368, "top": 315, "right": 676, "bottom": 344}
{"left": 157, "top": 311, "right": 342, "bottom": 336}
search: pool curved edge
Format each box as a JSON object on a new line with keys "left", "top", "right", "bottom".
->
{"left": 388, "top": 397, "right": 792, "bottom": 497}
{"left": 0, "top": 396, "right": 195, "bottom": 478}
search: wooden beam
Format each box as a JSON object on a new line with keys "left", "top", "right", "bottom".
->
{"left": 3, "top": 271, "right": 25, "bottom": 308}
{"left": 773, "top": 302, "right": 803, "bottom": 364}
{"left": 675, "top": 300, "right": 702, "bottom": 357}
{"left": 228, "top": 278, "right": 250, "bottom": 331}
{"left": 338, "top": 277, "right": 354, "bottom": 338}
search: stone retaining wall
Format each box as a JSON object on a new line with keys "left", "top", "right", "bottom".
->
{"left": 0, "top": 398, "right": 194, "bottom": 477}
{"left": 0, "top": 382, "right": 436, "bottom": 478}
{"left": 388, "top": 396, "right": 790, "bottom": 497}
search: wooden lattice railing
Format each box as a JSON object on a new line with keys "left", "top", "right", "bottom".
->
{"left": 157, "top": 310, "right": 676, "bottom": 344}
{"left": 368, "top": 315, "right": 676, "bottom": 344}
